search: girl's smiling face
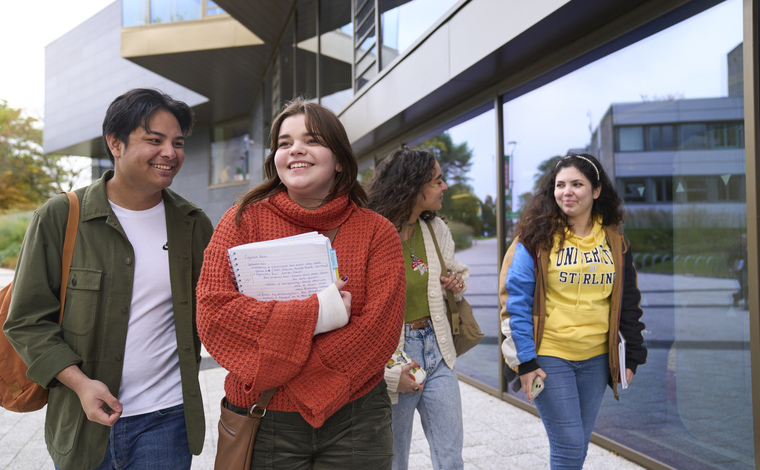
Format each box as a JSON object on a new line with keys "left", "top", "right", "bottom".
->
{"left": 554, "top": 166, "right": 601, "bottom": 225}
{"left": 274, "top": 113, "right": 342, "bottom": 208}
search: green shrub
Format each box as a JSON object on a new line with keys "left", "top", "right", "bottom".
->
{"left": 447, "top": 220, "right": 474, "bottom": 251}
{"left": 0, "top": 212, "right": 31, "bottom": 269}
{"left": 624, "top": 207, "right": 745, "bottom": 278}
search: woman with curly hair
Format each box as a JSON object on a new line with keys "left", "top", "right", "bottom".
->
{"left": 367, "top": 147, "right": 469, "bottom": 470}
{"left": 499, "top": 153, "right": 647, "bottom": 469}
{"left": 197, "top": 98, "right": 406, "bottom": 469}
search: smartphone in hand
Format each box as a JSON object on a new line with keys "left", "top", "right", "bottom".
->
{"left": 531, "top": 376, "right": 544, "bottom": 399}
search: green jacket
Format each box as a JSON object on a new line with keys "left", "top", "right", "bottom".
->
{"left": 4, "top": 171, "right": 213, "bottom": 469}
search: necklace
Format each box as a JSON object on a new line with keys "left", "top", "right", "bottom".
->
{"left": 402, "top": 227, "right": 418, "bottom": 262}
{"left": 403, "top": 226, "right": 428, "bottom": 275}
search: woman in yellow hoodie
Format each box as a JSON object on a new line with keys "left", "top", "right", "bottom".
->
{"left": 499, "top": 153, "right": 646, "bottom": 470}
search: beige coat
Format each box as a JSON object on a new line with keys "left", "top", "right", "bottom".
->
{"left": 384, "top": 216, "right": 469, "bottom": 404}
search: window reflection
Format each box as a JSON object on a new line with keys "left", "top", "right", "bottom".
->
{"left": 503, "top": 1, "right": 749, "bottom": 468}
{"left": 151, "top": 0, "right": 201, "bottom": 23}
{"left": 320, "top": 0, "right": 353, "bottom": 111}
{"left": 378, "top": 0, "right": 457, "bottom": 70}
{"left": 277, "top": 17, "right": 295, "bottom": 109}
{"left": 297, "top": 0, "right": 318, "bottom": 101}
{"left": 210, "top": 120, "right": 250, "bottom": 186}
{"left": 123, "top": 0, "right": 222, "bottom": 25}
{"left": 204, "top": 1, "right": 224, "bottom": 16}
{"left": 410, "top": 109, "right": 500, "bottom": 390}
{"left": 123, "top": 0, "right": 149, "bottom": 26}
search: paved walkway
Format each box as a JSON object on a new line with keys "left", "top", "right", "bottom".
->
{"left": 0, "top": 267, "right": 642, "bottom": 469}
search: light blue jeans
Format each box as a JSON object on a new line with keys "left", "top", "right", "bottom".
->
{"left": 391, "top": 324, "right": 464, "bottom": 470}
{"left": 534, "top": 354, "right": 609, "bottom": 470}
{"left": 56, "top": 403, "right": 191, "bottom": 470}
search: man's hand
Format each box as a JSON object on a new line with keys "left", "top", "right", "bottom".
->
{"left": 56, "top": 365, "right": 123, "bottom": 427}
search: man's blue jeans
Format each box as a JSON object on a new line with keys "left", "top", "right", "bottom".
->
{"left": 57, "top": 403, "right": 191, "bottom": 470}
{"left": 391, "top": 324, "right": 464, "bottom": 470}
{"left": 534, "top": 354, "right": 609, "bottom": 470}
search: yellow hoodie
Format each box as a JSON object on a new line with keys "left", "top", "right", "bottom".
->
{"left": 539, "top": 218, "right": 615, "bottom": 361}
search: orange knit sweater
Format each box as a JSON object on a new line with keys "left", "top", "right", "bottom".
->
{"left": 197, "top": 191, "right": 406, "bottom": 427}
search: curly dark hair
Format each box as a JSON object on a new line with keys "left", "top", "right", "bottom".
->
{"left": 235, "top": 98, "right": 366, "bottom": 223}
{"left": 366, "top": 147, "right": 439, "bottom": 231}
{"left": 516, "top": 153, "right": 624, "bottom": 254}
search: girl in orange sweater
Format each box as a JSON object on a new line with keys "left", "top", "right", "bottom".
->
{"left": 196, "top": 98, "right": 405, "bottom": 469}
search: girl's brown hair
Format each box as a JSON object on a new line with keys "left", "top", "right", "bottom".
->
{"left": 366, "top": 147, "right": 438, "bottom": 231}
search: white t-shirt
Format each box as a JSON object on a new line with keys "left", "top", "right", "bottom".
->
{"left": 109, "top": 200, "right": 183, "bottom": 417}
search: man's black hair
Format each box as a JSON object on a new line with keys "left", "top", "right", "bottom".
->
{"left": 101, "top": 88, "right": 194, "bottom": 163}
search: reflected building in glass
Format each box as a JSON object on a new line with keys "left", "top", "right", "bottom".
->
{"left": 41, "top": 0, "right": 760, "bottom": 468}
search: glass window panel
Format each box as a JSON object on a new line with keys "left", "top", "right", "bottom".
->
{"left": 619, "top": 177, "right": 648, "bottom": 203}
{"left": 616, "top": 126, "right": 644, "bottom": 151}
{"left": 716, "top": 174, "right": 745, "bottom": 202}
{"left": 320, "top": 0, "right": 352, "bottom": 111}
{"left": 647, "top": 124, "right": 676, "bottom": 150}
{"left": 503, "top": 1, "right": 749, "bottom": 468}
{"left": 278, "top": 17, "right": 295, "bottom": 106}
{"left": 379, "top": 0, "right": 457, "bottom": 70}
{"left": 676, "top": 175, "right": 710, "bottom": 202}
{"left": 409, "top": 108, "right": 499, "bottom": 389}
{"left": 355, "top": 3, "right": 374, "bottom": 42}
{"left": 680, "top": 122, "right": 708, "bottom": 149}
{"left": 262, "top": 67, "right": 274, "bottom": 150}
{"left": 711, "top": 123, "right": 727, "bottom": 147}
{"left": 205, "top": 1, "right": 224, "bottom": 16}
{"left": 296, "top": 0, "right": 318, "bottom": 100}
{"left": 356, "top": 42, "right": 376, "bottom": 78}
{"left": 356, "top": 59, "right": 377, "bottom": 90}
{"left": 210, "top": 120, "right": 250, "bottom": 186}
{"left": 653, "top": 176, "right": 674, "bottom": 202}
{"left": 123, "top": 0, "right": 149, "bottom": 26}
{"left": 661, "top": 124, "right": 676, "bottom": 149}
{"left": 708, "top": 121, "right": 743, "bottom": 148}
{"left": 151, "top": 0, "right": 201, "bottom": 23}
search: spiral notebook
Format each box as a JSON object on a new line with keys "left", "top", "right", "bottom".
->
{"left": 228, "top": 232, "right": 339, "bottom": 301}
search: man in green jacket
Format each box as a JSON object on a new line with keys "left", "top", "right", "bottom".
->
{"left": 4, "top": 88, "right": 214, "bottom": 469}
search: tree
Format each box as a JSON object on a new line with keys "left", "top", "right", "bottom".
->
{"left": 420, "top": 132, "right": 473, "bottom": 186}
{"left": 533, "top": 155, "right": 562, "bottom": 192}
{"left": 415, "top": 132, "right": 491, "bottom": 236}
{"left": 0, "top": 101, "right": 88, "bottom": 211}
{"left": 518, "top": 155, "right": 562, "bottom": 211}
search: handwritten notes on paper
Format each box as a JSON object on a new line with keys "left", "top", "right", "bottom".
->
{"left": 228, "top": 232, "right": 339, "bottom": 301}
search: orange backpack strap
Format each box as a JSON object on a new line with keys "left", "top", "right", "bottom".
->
{"left": 58, "top": 192, "right": 80, "bottom": 325}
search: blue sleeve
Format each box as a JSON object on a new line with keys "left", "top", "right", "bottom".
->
{"left": 505, "top": 243, "right": 538, "bottom": 364}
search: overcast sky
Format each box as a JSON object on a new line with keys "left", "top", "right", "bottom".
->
{"left": 0, "top": 0, "right": 115, "bottom": 117}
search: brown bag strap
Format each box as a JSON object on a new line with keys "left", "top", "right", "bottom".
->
{"left": 423, "top": 220, "right": 460, "bottom": 335}
{"left": 58, "top": 191, "right": 80, "bottom": 326}
{"left": 325, "top": 227, "right": 339, "bottom": 243}
{"left": 248, "top": 388, "right": 277, "bottom": 417}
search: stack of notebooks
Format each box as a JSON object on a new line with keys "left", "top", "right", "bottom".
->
{"left": 228, "top": 232, "right": 339, "bottom": 301}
